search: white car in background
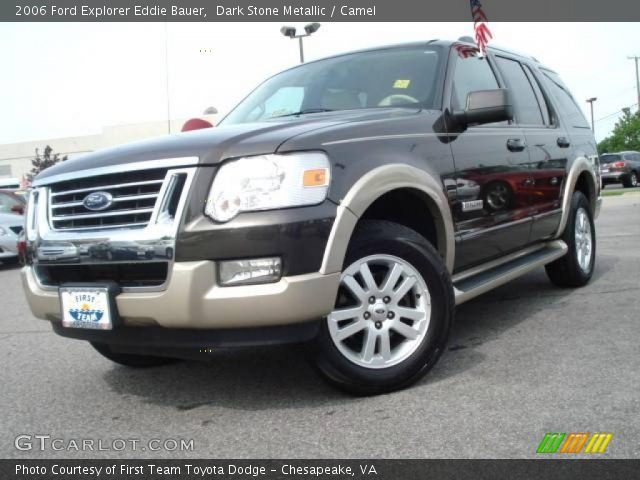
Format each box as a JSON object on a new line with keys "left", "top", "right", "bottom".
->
{"left": 0, "top": 212, "right": 23, "bottom": 264}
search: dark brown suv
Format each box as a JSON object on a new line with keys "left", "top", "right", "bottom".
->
{"left": 22, "top": 39, "right": 601, "bottom": 394}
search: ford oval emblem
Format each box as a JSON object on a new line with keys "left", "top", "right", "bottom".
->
{"left": 82, "top": 191, "right": 113, "bottom": 211}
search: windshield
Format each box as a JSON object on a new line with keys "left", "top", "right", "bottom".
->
{"left": 221, "top": 46, "right": 443, "bottom": 125}
{"left": 600, "top": 154, "right": 621, "bottom": 164}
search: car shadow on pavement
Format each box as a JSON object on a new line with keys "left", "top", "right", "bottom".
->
{"left": 101, "top": 256, "right": 616, "bottom": 408}
{"left": 102, "top": 343, "right": 352, "bottom": 411}
{"left": 0, "top": 261, "right": 21, "bottom": 271}
{"left": 425, "top": 253, "right": 616, "bottom": 386}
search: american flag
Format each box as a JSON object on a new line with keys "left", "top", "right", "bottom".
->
{"left": 470, "top": 0, "right": 492, "bottom": 55}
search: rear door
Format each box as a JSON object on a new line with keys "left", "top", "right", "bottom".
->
{"left": 447, "top": 48, "right": 533, "bottom": 272}
{"left": 493, "top": 56, "right": 568, "bottom": 241}
{"left": 537, "top": 68, "right": 598, "bottom": 203}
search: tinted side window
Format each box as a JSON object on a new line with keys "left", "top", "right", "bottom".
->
{"left": 522, "top": 65, "right": 551, "bottom": 125}
{"left": 540, "top": 70, "right": 591, "bottom": 129}
{"left": 495, "top": 57, "right": 544, "bottom": 125}
{"left": 451, "top": 55, "right": 499, "bottom": 111}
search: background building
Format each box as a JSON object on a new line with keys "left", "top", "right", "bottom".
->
{"left": 0, "top": 114, "right": 219, "bottom": 185}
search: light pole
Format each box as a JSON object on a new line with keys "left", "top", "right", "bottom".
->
{"left": 628, "top": 56, "right": 640, "bottom": 112}
{"left": 280, "top": 23, "right": 321, "bottom": 63}
{"left": 586, "top": 97, "right": 597, "bottom": 133}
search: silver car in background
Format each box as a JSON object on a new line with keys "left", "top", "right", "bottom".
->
{"left": 0, "top": 213, "right": 23, "bottom": 264}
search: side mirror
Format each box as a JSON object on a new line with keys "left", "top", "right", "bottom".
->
{"left": 455, "top": 89, "right": 513, "bottom": 127}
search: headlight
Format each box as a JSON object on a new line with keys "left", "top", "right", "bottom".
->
{"left": 205, "top": 152, "right": 330, "bottom": 222}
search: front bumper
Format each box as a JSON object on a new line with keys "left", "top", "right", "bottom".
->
{"left": 24, "top": 161, "right": 341, "bottom": 343}
{"left": 22, "top": 262, "right": 340, "bottom": 329}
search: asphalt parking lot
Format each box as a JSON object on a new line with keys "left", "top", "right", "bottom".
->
{"left": 1, "top": 195, "right": 639, "bottom": 459}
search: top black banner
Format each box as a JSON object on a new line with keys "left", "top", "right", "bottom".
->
{"left": 3, "top": 0, "right": 640, "bottom": 22}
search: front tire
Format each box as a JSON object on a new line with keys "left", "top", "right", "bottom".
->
{"left": 91, "top": 342, "right": 178, "bottom": 368}
{"left": 312, "top": 220, "right": 454, "bottom": 395}
{"left": 545, "top": 191, "right": 596, "bottom": 287}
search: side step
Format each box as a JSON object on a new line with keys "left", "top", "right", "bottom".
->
{"left": 453, "top": 240, "right": 568, "bottom": 305}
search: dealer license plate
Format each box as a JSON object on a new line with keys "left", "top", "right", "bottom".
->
{"left": 60, "top": 286, "right": 113, "bottom": 330}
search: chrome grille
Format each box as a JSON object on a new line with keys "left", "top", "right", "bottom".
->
{"left": 48, "top": 169, "right": 168, "bottom": 230}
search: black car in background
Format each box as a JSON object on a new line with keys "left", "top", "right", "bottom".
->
{"left": 600, "top": 151, "right": 640, "bottom": 188}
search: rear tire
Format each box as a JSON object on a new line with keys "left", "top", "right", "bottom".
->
{"left": 91, "top": 342, "right": 178, "bottom": 368}
{"left": 623, "top": 171, "right": 638, "bottom": 188}
{"left": 545, "top": 191, "right": 596, "bottom": 287}
{"left": 312, "top": 220, "right": 454, "bottom": 395}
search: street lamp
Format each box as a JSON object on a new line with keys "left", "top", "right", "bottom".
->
{"left": 586, "top": 97, "right": 597, "bottom": 133}
{"left": 280, "top": 23, "right": 321, "bottom": 63}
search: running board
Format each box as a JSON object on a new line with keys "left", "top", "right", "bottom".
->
{"left": 453, "top": 240, "right": 568, "bottom": 305}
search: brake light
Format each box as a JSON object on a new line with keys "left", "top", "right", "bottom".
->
{"left": 612, "top": 161, "right": 626, "bottom": 168}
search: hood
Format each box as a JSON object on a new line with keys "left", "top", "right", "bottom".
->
{"left": 34, "top": 108, "right": 419, "bottom": 185}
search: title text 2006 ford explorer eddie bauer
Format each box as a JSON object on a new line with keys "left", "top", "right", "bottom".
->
{"left": 22, "top": 40, "right": 601, "bottom": 394}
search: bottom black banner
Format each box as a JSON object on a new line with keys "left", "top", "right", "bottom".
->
{"left": 2, "top": 459, "right": 639, "bottom": 480}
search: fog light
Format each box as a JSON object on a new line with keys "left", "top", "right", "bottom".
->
{"left": 218, "top": 257, "right": 282, "bottom": 286}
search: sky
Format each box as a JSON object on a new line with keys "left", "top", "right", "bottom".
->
{"left": 1, "top": 22, "right": 639, "bottom": 145}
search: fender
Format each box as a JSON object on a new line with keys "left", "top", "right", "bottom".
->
{"left": 320, "top": 164, "right": 455, "bottom": 275}
{"left": 554, "top": 156, "right": 601, "bottom": 239}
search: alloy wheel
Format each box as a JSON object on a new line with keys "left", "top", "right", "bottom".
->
{"left": 327, "top": 254, "right": 431, "bottom": 369}
{"left": 574, "top": 207, "right": 593, "bottom": 273}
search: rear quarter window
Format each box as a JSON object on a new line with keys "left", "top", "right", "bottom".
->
{"left": 539, "top": 69, "right": 591, "bottom": 129}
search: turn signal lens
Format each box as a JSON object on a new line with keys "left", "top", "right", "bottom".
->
{"left": 303, "top": 168, "right": 328, "bottom": 187}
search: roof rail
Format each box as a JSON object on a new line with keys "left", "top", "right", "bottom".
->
{"left": 484, "top": 43, "right": 538, "bottom": 62}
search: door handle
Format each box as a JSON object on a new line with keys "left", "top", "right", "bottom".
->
{"left": 557, "top": 137, "right": 571, "bottom": 148}
{"left": 507, "top": 138, "right": 526, "bottom": 152}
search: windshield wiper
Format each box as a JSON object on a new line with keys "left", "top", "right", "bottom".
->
{"left": 273, "top": 108, "right": 334, "bottom": 118}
